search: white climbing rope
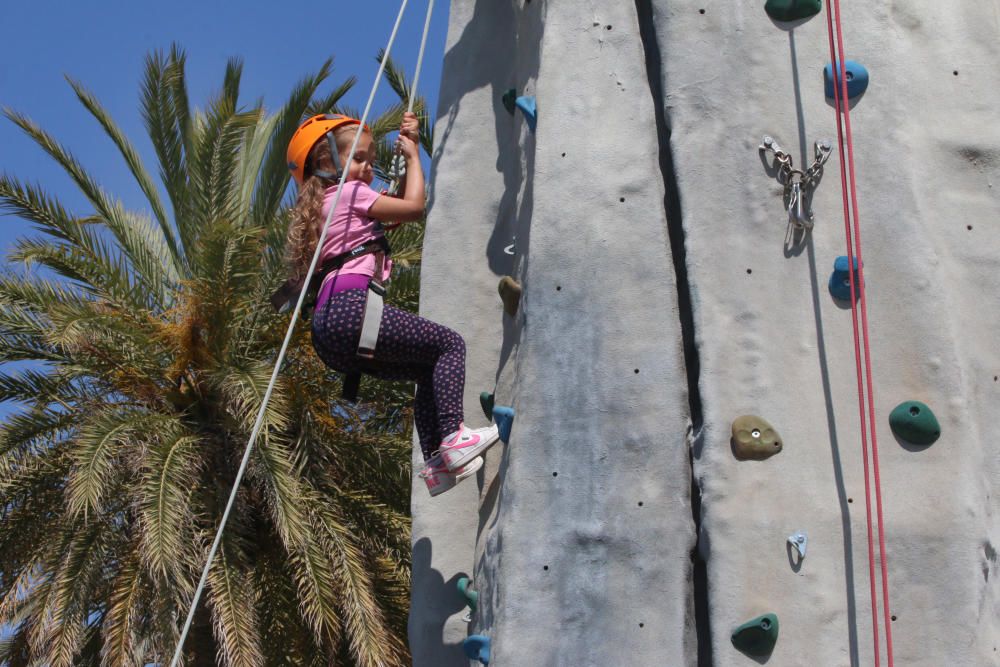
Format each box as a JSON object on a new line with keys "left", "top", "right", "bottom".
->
{"left": 387, "top": 0, "right": 434, "bottom": 195}
{"left": 167, "top": 1, "right": 436, "bottom": 662}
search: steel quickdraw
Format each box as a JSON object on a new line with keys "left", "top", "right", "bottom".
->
{"left": 759, "top": 135, "right": 833, "bottom": 231}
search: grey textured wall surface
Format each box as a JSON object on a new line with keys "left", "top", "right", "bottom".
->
{"left": 411, "top": 1, "right": 1000, "bottom": 665}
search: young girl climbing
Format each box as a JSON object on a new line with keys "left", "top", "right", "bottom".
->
{"left": 283, "top": 111, "right": 500, "bottom": 496}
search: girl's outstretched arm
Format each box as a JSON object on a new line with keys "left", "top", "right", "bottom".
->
{"left": 370, "top": 112, "right": 425, "bottom": 223}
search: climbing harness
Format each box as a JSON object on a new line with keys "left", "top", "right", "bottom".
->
{"left": 270, "top": 236, "right": 390, "bottom": 320}
{"left": 168, "top": 0, "right": 434, "bottom": 663}
{"left": 759, "top": 135, "right": 832, "bottom": 231}
{"left": 825, "top": 0, "right": 894, "bottom": 664}
{"left": 270, "top": 234, "right": 391, "bottom": 401}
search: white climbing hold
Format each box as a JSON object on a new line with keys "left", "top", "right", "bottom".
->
{"left": 787, "top": 531, "right": 808, "bottom": 559}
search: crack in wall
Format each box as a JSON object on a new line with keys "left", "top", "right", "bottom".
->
{"left": 634, "top": 1, "right": 711, "bottom": 664}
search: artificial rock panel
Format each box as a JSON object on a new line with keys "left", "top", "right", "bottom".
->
{"left": 412, "top": 2, "right": 1000, "bottom": 666}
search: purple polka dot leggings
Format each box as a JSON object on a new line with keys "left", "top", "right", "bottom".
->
{"left": 311, "top": 288, "right": 465, "bottom": 460}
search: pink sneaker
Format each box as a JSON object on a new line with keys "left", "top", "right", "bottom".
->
{"left": 439, "top": 423, "right": 501, "bottom": 471}
{"left": 419, "top": 454, "right": 483, "bottom": 497}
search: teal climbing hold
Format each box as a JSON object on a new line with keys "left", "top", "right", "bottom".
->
{"left": 889, "top": 401, "right": 941, "bottom": 446}
{"left": 515, "top": 96, "right": 537, "bottom": 132}
{"left": 480, "top": 392, "right": 495, "bottom": 420}
{"left": 824, "top": 60, "right": 869, "bottom": 100}
{"left": 502, "top": 88, "right": 517, "bottom": 115}
{"left": 731, "top": 613, "right": 779, "bottom": 657}
{"left": 463, "top": 635, "right": 491, "bottom": 665}
{"left": 457, "top": 576, "right": 478, "bottom": 614}
{"left": 829, "top": 255, "right": 861, "bottom": 301}
{"left": 493, "top": 406, "right": 516, "bottom": 444}
{"left": 764, "top": 0, "right": 822, "bottom": 22}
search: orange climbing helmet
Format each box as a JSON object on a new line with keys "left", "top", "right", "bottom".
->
{"left": 286, "top": 113, "right": 368, "bottom": 185}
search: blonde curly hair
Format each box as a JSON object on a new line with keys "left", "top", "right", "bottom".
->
{"left": 285, "top": 124, "right": 365, "bottom": 284}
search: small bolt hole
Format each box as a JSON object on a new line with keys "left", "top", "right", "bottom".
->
{"left": 774, "top": 441, "right": 781, "bottom": 447}
{"left": 634, "top": 369, "right": 640, "bottom": 374}
{"left": 606, "top": 24, "right": 613, "bottom": 30}
{"left": 699, "top": 8, "right": 705, "bottom": 14}
{"left": 994, "top": 376, "right": 997, "bottom": 382}
{"left": 848, "top": 497, "right": 854, "bottom": 503}
{"left": 556, "top": 285, "right": 561, "bottom": 291}
{"left": 953, "top": 70, "right": 959, "bottom": 76}
{"left": 552, "top": 471, "right": 558, "bottom": 477}
{"left": 637, "top": 501, "right": 644, "bottom": 507}
{"left": 967, "top": 224, "right": 973, "bottom": 230}
{"left": 561, "top": 152, "right": 566, "bottom": 157}
{"left": 543, "top": 565, "right": 549, "bottom": 571}
{"left": 891, "top": 615, "right": 897, "bottom": 621}
{"left": 846, "top": 71, "right": 854, "bottom": 81}
{"left": 639, "top": 622, "right": 645, "bottom": 628}
{"left": 619, "top": 197, "right": 626, "bottom": 203}
{"left": 909, "top": 406, "right": 920, "bottom": 416}
{"left": 746, "top": 268, "right": 752, "bottom": 274}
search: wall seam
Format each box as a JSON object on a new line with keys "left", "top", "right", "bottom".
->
{"left": 633, "top": 1, "right": 711, "bottom": 664}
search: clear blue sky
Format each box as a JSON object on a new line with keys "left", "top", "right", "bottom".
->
{"left": 0, "top": 0, "right": 451, "bottom": 418}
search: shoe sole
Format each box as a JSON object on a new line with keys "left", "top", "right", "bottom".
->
{"left": 443, "top": 430, "right": 501, "bottom": 471}
{"left": 427, "top": 456, "right": 483, "bottom": 497}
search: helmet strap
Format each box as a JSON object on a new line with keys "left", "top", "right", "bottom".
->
{"left": 321, "top": 131, "right": 344, "bottom": 182}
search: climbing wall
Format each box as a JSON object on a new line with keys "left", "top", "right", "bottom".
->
{"left": 412, "top": 1, "right": 1000, "bottom": 665}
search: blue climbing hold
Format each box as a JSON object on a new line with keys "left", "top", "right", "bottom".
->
{"left": 824, "top": 60, "right": 869, "bottom": 101}
{"left": 457, "top": 577, "right": 478, "bottom": 614}
{"left": 463, "top": 635, "right": 491, "bottom": 665}
{"left": 514, "top": 96, "right": 537, "bottom": 132}
{"left": 829, "top": 256, "right": 861, "bottom": 302}
{"left": 493, "top": 406, "right": 516, "bottom": 444}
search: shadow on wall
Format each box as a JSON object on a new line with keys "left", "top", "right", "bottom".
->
{"left": 410, "top": 538, "right": 475, "bottom": 662}
{"left": 429, "top": 0, "right": 543, "bottom": 361}
{"left": 782, "top": 27, "right": 861, "bottom": 667}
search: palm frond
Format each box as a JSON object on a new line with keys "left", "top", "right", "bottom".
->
{"left": 39, "top": 520, "right": 112, "bottom": 667}
{"left": 304, "top": 75, "right": 356, "bottom": 118}
{"left": 7, "top": 236, "right": 138, "bottom": 309}
{"left": 251, "top": 59, "right": 334, "bottom": 230}
{"left": 235, "top": 111, "right": 280, "bottom": 227}
{"left": 137, "top": 425, "right": 202, "bottom": 583}
{"left": 315, "top": 503, "right": 404, "bottom": 667}
{"left": 66, "top": 409, "right": 165, "bottom": 518}
{"left": 207, "top": 543, "right": 263, "bottom": 667}
{"left": 376, "top": 51, "right": 433, "bottom": 155}
{"left": 248, "top": 433, "right": 308, "bottom": 549}
{"left": 0, "top": 368, "right": 69, "bottom": 405}
{"left": 141, "top": 48, "right": 190, "bottom": 267}
{"left": 66, "top": 76, "right": 182, "bottom": 272}
{"left": 2, "top": 110, "right": 176, "bottom": 310}
{"left": 99, "top": 550, "right": 146, "bottom": 667}
{"left": 287, "top": 529, "right": 343, "bottom": 652}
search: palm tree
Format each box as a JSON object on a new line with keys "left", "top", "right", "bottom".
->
{"left": 0, "top": 45, "right": 429, "bottom": 666}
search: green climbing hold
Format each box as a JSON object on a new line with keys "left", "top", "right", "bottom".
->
{"left": 731, "top": 613, "right": 779, "bottom": 657}
{"left": 731, "top": 415, "right": 783, "bottom": 460}
{"left": 764, "top": 0, "right": 821, "bottom": 22}
{"left": 498, "top": 276, "right": 522, "bottom": 317}
{"left": 502, "top": 89, "right": 517, "bottom": 115}
{"left": 457, "top": 576, "right": 478, "bottom": 614}
{"left": 480, "top": 392, "right": 495, "bottom": 420}
{"left": 889, "top": 401, "right": 941, "bottom": 446}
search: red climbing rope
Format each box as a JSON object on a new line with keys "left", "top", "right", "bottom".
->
{"left": 824, "top": 2, "right": 895, "bottom": 666}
